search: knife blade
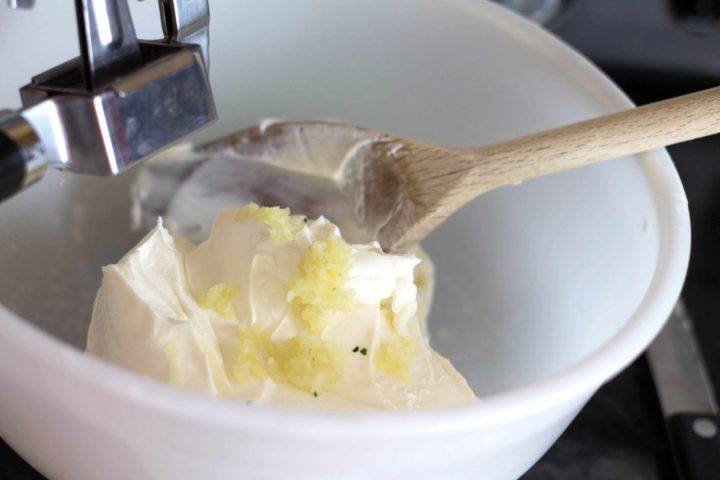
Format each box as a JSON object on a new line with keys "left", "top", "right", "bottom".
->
{"left": 647, "top": 301, "right": 720, "bottom": 480}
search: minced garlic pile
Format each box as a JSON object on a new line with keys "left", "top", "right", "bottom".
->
{"left": 199, "top": 204, "right": 414, "bottom": 395}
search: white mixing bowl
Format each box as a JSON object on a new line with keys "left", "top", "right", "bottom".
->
{"left": 0, "top": 1, "right": 690, "bottom": 479}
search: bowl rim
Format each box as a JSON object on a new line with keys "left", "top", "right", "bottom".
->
{"left": 0, "top": 0, "right": 690, "bottom": 439}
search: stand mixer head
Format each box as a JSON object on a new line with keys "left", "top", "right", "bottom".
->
{"left": 0, "top": 0, "right": 215, "bottom": 201}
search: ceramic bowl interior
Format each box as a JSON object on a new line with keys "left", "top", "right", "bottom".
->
{"left": 0, "top": 0, "right": 684, "bottom": 400}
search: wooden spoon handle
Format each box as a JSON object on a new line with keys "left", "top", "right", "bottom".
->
{"left": 464, "top": 85, "right": 720, "bottom": 189}
{"left": 384, "top": 86, "right": 719, "bottom": 249}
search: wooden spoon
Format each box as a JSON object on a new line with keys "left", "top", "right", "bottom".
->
{"left": 198, "top": 87, "right": 720, "bottom": 251}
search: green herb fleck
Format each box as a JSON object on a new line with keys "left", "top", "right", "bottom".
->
{"left": 352, "top": 346, "right": 359, "bottom": 353}
{"left": 304, "top": 217, "right": 309, "bottom": 223}
{"left": 313, "top": 391, "right": 318, "bottom": 397}
{"left": 360, "top": 348, "right": 368, "bottom": 356}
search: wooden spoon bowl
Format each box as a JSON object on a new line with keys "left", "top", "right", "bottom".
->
{"left": 198, "top": 86, "right": 720, "bottom": 251}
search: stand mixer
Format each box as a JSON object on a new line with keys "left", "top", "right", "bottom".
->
{"left": 0, "top": 0, "right": 215, "bottom": 202}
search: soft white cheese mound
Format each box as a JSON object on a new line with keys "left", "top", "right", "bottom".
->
{"left": 87, "top": 206, "right": 476, "bottom": 410}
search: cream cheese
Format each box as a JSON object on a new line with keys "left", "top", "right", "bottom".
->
{"left": 87, "top": 206, "right": 476, "bottom": 410}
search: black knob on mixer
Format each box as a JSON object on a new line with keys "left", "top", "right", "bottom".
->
{"left": 0, "top": 112, "right": 45, "bottom": 203}
{"left": 0, "top": 130, "right": 26, "bottom": 202}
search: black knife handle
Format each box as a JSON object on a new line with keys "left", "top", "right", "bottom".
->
{"left": 0, "top": 129, "right": 27, "bottom": 202}
{"left": 669, "top": 414, "right": 720, "bottom": 480}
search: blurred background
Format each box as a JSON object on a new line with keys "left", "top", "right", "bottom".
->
{"left": 2, "top": 0, "right": 719, "bottom": 478}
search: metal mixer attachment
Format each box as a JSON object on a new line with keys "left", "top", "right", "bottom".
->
{"left": 0, "top": 0, "right": 216, "bottom": 201}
